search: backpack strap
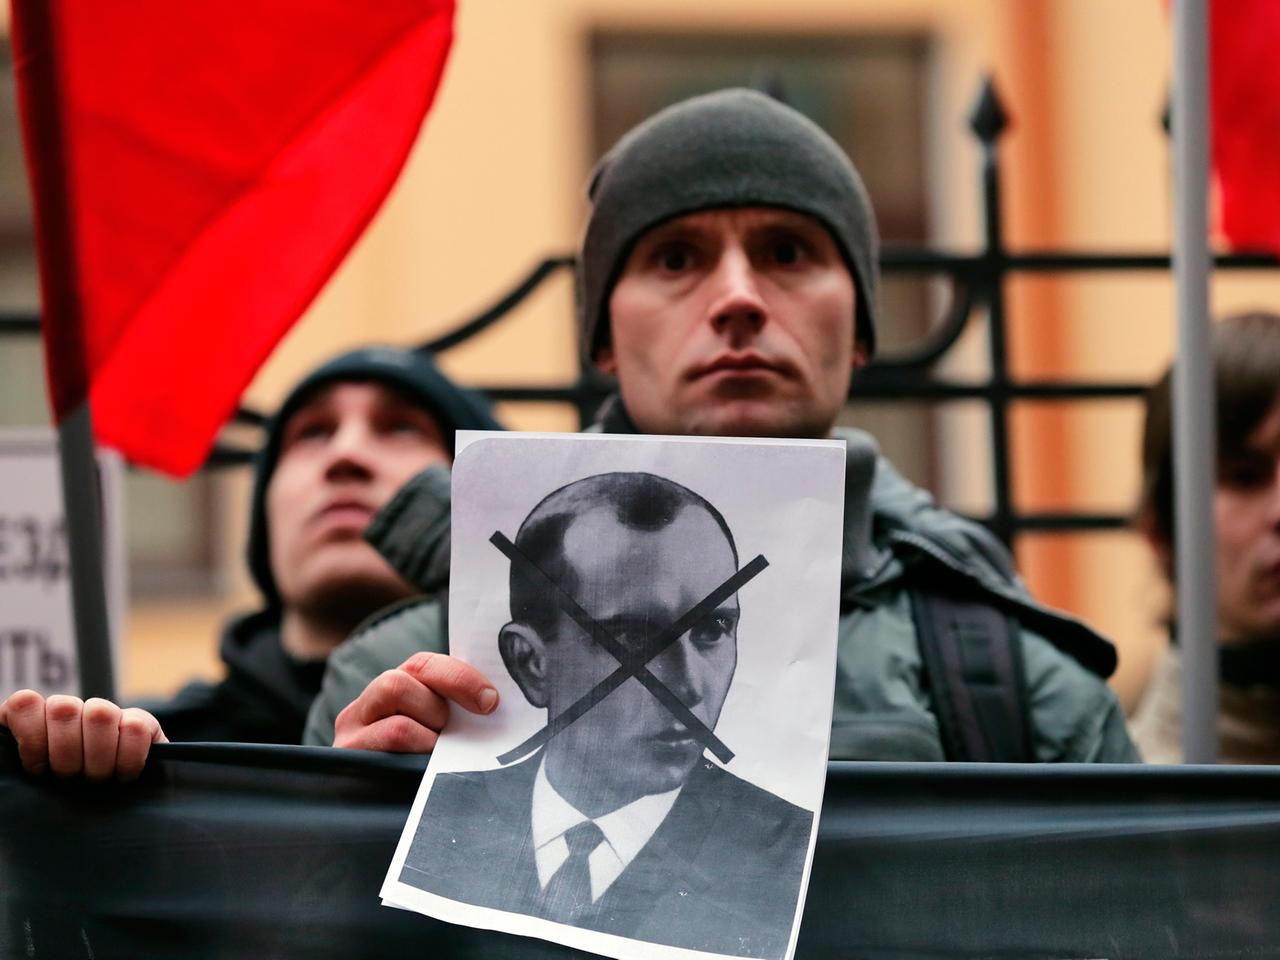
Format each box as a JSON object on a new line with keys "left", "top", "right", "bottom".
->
{"left": 909, "top": 586, "right": 1035, "bottom": 762}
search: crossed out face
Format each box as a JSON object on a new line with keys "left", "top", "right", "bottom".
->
{"left": 1214, "top": 398, "right": 1280, "bottom": 643}
{"left": 600, "top": 206, "right": 864, "bottom": 440}
{"left": 516, "top": 504, "right": 739, "bottom": 816}
{"left": 266, "top": 381, "right": 449, "bottom": 623}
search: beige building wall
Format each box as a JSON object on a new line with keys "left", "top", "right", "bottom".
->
{"left": 129, "top": 0, "right": 1014, "bottom": 695}
{"left": 1001, "top": 0, "right": 1176, "bottom": 707}
{"left": 109, "top": 1, "right": 1280, "bottom": 715}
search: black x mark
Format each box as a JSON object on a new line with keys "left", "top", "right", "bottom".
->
{"left": 490, "top": 531, "right": 768, "bottom": 766}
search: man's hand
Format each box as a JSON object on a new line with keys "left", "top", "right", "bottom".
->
{"left": 0, "top": 690, "right": 167, "bottom": 781}
{"left": 333, "top": 652, "right": 499, "bottom": 752}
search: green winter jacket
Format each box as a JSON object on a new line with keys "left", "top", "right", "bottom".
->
{"left": 303, "top": 428, "right": 1138, "bottom": 762}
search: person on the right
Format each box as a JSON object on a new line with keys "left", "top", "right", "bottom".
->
{"left": 312, "top": 88, "right": 1138, "bottom": 764}
{"left": 1130, "top": 310, "right": 1280, "bottom": 763}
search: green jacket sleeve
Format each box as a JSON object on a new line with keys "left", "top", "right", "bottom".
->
{"left": 302, "top": 598, "right": 447, "bottom": 746}
{"left": 1019, "top": 626, "right": 1141, "bottom": 763}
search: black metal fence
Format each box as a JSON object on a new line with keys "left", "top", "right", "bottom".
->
{"left": 3, "top": 77, "right": 1278, "bottom": 548}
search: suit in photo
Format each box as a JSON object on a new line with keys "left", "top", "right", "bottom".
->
{"left": 400, "top": 754, "right": 813, "bottom": 959}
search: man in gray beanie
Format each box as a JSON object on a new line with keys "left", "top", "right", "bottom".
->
{"left": 2, "top": 346, "right": 501, "bottom": 778}
{"left": 309, "top": 89, "right": 1138, "bottom": 766}
{"left": 579, "top": 87, "right": 878, "bottom": 366}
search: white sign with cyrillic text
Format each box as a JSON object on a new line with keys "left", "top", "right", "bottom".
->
{"left": 0, "top": 430, "right": 124, "bottom": 699}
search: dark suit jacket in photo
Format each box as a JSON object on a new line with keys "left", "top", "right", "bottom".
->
{"left": 399, "top": 754, "right": 814, "bottom": 959}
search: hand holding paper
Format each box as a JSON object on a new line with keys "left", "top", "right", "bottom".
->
{"left": 333, "top": 652, "right": 499, "bottom": 753}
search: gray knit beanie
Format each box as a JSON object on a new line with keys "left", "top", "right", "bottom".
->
{"left": 578, "top": 88, "right": 879, "bottom": 361}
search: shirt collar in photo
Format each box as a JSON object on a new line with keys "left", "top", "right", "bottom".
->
{"left": 530, "top": 756, "right": 682, "bottom": 901}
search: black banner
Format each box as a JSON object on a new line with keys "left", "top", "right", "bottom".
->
{"left": 3, "top": 736, "right": 1279, "bottom": 959}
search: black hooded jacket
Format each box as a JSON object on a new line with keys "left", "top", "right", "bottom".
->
{"left": 141, "top": 609, "right": 325, "bottom": 744}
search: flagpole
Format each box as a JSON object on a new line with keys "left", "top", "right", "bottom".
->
{"left": 10, "top": 0, "right": 116, "bottom": 702}
{"left": 57, "top": 403, "right": 116, "bottom": 701}
{"left": 1172, "top": 0, "right": 1217, "bottom": 763}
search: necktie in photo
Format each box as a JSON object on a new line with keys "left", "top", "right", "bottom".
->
{"left": 541, "top": 821, "right": 605, "bottom": 923}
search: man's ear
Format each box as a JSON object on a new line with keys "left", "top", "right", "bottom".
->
{"left": 499, "top": 622, "right": 549, "bottom": 708}
{"left": 595, "top": 344, "right": 618, "bottom": 376}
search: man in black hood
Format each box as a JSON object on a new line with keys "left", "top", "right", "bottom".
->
{"left": 150, "top": 345, "right": 501, "bottom": 743}
{"left": 1, "top": 346, "right": 500, "bottom": 774}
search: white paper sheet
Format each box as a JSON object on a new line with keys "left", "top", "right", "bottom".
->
{"left": 381, "top": 432, "right": 845, "bottom": 960}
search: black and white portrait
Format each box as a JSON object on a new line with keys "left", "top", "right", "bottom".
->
{"left": 382, "top": 434, "right": 845, "bottom": 960}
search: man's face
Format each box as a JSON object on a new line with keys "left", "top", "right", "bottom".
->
{"left": 266, "top": 382, "right": 449, "bottom": 619}
{"left": 540, "top": 504, "right": 739, "bottom": 812}
{"left": 600, "top": 207, "right": 863, "bottom": 440}
{"left": 1215, "top": 398, "right": 1280, "bottom": 642}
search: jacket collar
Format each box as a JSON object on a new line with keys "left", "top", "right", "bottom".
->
{"left": 1168, "top": 624, "right": 1280, "bottom": 687}
{"left": 218, "top": 608, "right": 328, "bottom": 718}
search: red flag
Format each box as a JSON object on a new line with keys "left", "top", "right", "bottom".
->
{"left": 1211, "top": 0, "right": 1280, "bottom": 253}
{"left": 10, "top": 1, "right": 455, "bottom": 475}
